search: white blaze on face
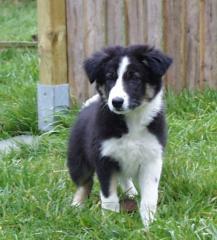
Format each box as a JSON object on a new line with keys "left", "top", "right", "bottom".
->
{"left": 108, "top": 56, "right": 130, "bottom": 113}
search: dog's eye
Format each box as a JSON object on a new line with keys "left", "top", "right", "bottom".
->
{"left": 125, "top": 71, "right": 135, "bottom": 79}
{"left": 106, "top": 72, "right": 117, "bottom": 80}
{"left": 127, "top": 71, "right": 133, "bottom": 78}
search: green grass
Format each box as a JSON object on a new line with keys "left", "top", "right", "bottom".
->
{"left": 1, "top": 90, "right": 217, "bottom": 239}
{"left": 0, "top": 0, "right": 38, "bottom": 139}
{"left": 0, "top": 48, "right": 38, "bottom": 139}
{"left": 0, "top": 1, "right": 217, "bottom": 239}
{"left": 0, "top": 0, "right": 37, "bottom": 41}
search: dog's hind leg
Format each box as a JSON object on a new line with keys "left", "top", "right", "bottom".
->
{"left": 72, "top": 177, "right": 93, "bottom": 207}
{"left": 68, "top": 152, "right": 94, "bottom": 207}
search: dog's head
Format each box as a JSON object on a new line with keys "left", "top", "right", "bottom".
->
{"left": 84, "top": 45, "right": 172, "bottom": 114}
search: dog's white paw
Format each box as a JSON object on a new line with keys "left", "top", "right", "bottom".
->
{"left": 71, "top": 199, "right": 83, "bottom": 208}
{"left": 120, "top": 178, "right": 138, "bottom": 199}
{"left": 140, "top": 204, "right": 156, "bottom": 228}
{"left": 126, "top": 186, "right": 138, "bottom": 199}
{"left": 101, "top": 201, "right": 120, "bottom": 212}
{"left": 100, "top": 191, "right": 120, "bottom": 212}
{"left": 71, "top": 186, "right": 89, "bottom": 207}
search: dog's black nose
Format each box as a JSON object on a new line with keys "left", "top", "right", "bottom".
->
{"left": 112, "top": 97, "right": 124, "bottom": 109}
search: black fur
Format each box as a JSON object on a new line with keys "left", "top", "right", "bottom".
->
{"left": 68, "top": 101, "right": 127, "bottom": 196}
{"left": 147, "top": 110, "right": 167, "bottom": 148}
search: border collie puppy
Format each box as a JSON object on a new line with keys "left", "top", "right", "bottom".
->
{"left": 67, "top": 45, "right": 172, "bottom": 227}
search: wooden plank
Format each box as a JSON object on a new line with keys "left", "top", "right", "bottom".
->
{"left": 67, "top": 0, "right": 107, "bottom": 103}
{"left": 185, "top": 0, "right": 200, "bottom": 90}
{"left": 106, "top": 0, "right": 126, "bottom": 46}
{"left": 125, "top": 0, "right": 147, "bottom": 45}
{"left": 83, "top": 0, "right": 106, "bottom": 97}
{"left": 199, "top": 0, "right": 205, "bottom": 89}
{"left": 204, "top": 0, "right": 217, "bottom": 88}
{"left": 66, "top": 0, "right": 87, "bottom": 103}
{"left": 37, "top": 0, "right": 67, "bottom": 85}
{"left": 162, "top": 0, "right": 169, "bottom": 87}
{"left": 163, "top": 0, "right": 186, "bottom": 91}
{"left": 0, "top": 41, "right": 37, "bottom": 49}
{"left": 147, "top": 0, "right": 163, "bottom": 48}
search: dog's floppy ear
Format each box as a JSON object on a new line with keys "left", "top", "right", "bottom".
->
{"left": 83, "top": 51, "right": 109, "bottom": 84}
{"left": 84, "top": 46, "right": 124, "bottom": 84}
{"left": 129, "top": 45, "right": 172, "bottom": 77}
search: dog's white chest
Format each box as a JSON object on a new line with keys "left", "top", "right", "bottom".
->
{"left": 101, "top": 128, "right": 162, "bottom": 177}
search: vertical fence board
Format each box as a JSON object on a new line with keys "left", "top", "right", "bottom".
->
{"left": 37, "top": 0, "right": 67, "bottom": 85}
{"left": 163, "top": 0, "right": 186, "bottom": 91}
{"left": 199, "top": 0, "right": 205, "bottom": 89}
{"left": 106, "top": 0, "right": 126, "bottom": 46}
{"left": 84, "top": 0, "right": 106, "bottom": 96}
{"left": 185, "top": 0, "right": 200, "bottom": 90}
{"left": 67, "top": 0, "right": 87, "bottom": 103}
{"left": 125, "top": 0, "right": 147, "bottom": 45}
{"left": 147, "top": 0, "right": 163, "bottom": 48}
{"left": 204, "top": 0, "right": 212, "bottom": 88}
{"left": 204, "top": 0, "right": 217, "bottom": 88}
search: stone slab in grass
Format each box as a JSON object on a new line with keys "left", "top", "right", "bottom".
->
{"left": 0, "top": 135, "right": 39, "bottom": 154}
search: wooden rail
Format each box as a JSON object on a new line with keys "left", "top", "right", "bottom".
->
{"left": 0, "top": 41, "right": 37, "bottom": 49}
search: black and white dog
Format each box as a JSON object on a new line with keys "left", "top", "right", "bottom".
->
{"left": 67, "top": 45, "right": 172, "bottom": 227}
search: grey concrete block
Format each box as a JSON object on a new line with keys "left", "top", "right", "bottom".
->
{"left": 37, "top": 84, "right": 70, "bottom": 131}
{"left": 54, "top": 84, "right": 71, "bottom": 111}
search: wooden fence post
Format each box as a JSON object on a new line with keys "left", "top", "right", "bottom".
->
{"left": 37, "top": 0, "right": 70, "bottom": 131}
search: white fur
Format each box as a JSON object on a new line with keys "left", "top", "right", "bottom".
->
{"left": 101, "top": 127, "right": 162, "bottom": 177}
{"left": 72, "top": 181, "right": 92, "bottom": 207}
{"left": 82, "top": 94, "right": 99, "bottom": 108}
{"left": 108, "top": 57, "right": 130, "bottom": 113}
{"left": 139, "top": 158, "right": 162, "bottom": 227}
{"left": 101, "top": 90, "right": 164, "bottom": 226}
{"left": 126, "top": 90, "right": 163, "bottom": 129}
{"left": 146, "top": 83, "right": 155, "bottom": 99}
{"left": 72, "top": 186, "right": 89, "bottom": 206}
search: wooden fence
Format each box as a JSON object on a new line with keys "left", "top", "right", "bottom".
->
{"left": 65, "top": 0, "right": 217, "bottom": 103}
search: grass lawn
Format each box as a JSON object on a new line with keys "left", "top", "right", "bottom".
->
{"left": 0, "top": 0, "right": 38, "bottom": 139}
{"left": 0, "top": 1, "right": 217, "bottom": 239}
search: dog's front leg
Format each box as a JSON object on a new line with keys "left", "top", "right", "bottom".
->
{"left": 119, "top": 176, "right": 138, "bottom": 198}
{"left": 96, "top": 159, "right": 120, "bottom": 212}
{"left": 100, "top": 173, "right": 119, "bottom": 212}
{"left": 138, "top": 158, "right": 162, "bottom": 227}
